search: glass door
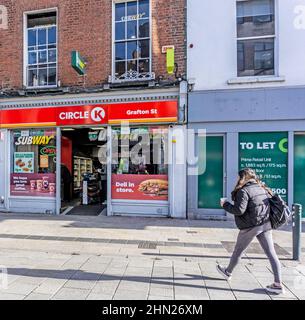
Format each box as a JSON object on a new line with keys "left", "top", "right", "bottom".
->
{"left": 294, "top": 133, "right": 305, "bottom": 218}
{"left": 197, "top": 135, "right": 225, "bottom": 212}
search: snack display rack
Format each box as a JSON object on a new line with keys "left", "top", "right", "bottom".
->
{"left": 73, "top": 156, "right": 93, "bottom": 192}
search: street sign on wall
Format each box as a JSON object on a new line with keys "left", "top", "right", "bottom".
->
{"left": 71, "top": 51, "right": 86, "bottom": 75}
{"left": 239, "top": 132, "right": 288, "bottom": 202}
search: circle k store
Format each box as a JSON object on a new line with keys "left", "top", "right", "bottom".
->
{"left": 0, "top": 93, "right": 186, "bottom": 218}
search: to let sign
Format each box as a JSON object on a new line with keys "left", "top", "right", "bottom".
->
{"left": 239, "top": 132, "right": 289, "bottom": 201}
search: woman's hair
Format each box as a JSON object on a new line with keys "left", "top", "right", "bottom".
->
{"left": 231, "top": 168, "right": 272, "bottom": 200}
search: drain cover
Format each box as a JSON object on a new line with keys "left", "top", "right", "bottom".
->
{"left": 138, "top": 241, "right": 157, "bottom": 249}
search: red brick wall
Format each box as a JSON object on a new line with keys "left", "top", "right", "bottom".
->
{"left": 0, "top": 0, "right": 185, "bottom": 90}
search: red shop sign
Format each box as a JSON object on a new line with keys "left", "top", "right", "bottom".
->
{"left": 0, "top": 101, "right": 178, "bottom": 128}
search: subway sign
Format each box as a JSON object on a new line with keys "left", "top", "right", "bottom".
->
{"left": 71, "top": 51, "right": 86, "bottom": 75}
{"left": 15, "top": 136, "right": 54, "bottom": 146}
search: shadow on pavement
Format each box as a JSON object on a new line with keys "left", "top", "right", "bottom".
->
{"left": 6, "top": 267, "right": 270, "bottom": 295}
{"left": 0, "top": 213, "right": 238, "bottom": 230}
{"left": 142, "top": 252, "right": 293, "bottom": 261}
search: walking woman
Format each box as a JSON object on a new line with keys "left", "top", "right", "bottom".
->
{"left": 217, "top": 168, "right": 284, "bottom": 294}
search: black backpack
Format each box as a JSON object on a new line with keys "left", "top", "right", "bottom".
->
{"left": 268, "top": 193, "right": 292, "bottom": 229}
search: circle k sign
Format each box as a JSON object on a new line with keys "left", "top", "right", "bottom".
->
{"left": 91, "top": 107, "right": 106, "bottom": 122}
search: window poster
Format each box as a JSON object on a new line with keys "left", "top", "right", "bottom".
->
{"left": 239, "top": 132, "right": 288, "bottom": 201}
{"left": 14, "top": 152, "right": 34, "bottom": 173}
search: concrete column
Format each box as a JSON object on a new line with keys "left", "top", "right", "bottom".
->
{"left": 170, "top": 125, "right": 187, "bottom": 219}
{"left": 56, "top": 127, "right": 61, "bottom": 215}
{"left": 288, "top": 131, "right": 294, "bottom": 208}
{"left": 226, "top": 132, "right": 239, "bottom": 221}
{"left": 107, "top": 126, "right": 113, "bottom": 216}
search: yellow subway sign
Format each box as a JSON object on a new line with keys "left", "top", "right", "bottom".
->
{"left": 71, "top": 51, "right": 86, "bottom": 75}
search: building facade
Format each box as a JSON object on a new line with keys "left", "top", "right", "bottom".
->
{"left": 187, "top": 0, "right": 305, "bottom": 219}
{"left": 0, "top": 0, "right": 187, "bottom": 218}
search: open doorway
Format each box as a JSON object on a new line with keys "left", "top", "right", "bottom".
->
{"left": 60, "top": 127, "right": 107, "bottom": 216}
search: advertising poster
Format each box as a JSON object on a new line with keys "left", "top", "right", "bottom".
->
{"left": 111, "top": 174, "right": 168, "bottom": 201}
{"left": 10, "top": 173, "right": 56, "bottom": 197}
{"left": 40, "top": 155, "right": 49, "bottom": 168}
{"left": 14, "top": 152, "right": 34, "bottom": 173}
{"left": 239, "top": 132, "right": 288, "bottom": 201}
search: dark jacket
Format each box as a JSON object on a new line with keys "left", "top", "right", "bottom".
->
{"left": 223, "top": 181, "right": 270, "bottom": 230}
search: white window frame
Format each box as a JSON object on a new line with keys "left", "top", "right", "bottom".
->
{"left": 111, "top": 0, "right": 154, "bottom": 83}
{"left": 23, "top": 8, "right": 58, "bottom": 89}
{"left": 236, "top": 0, "right": 278, "bottom": 78}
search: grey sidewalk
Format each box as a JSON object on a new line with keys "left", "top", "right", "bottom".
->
{"left": 0, "top": 213, "right": 304, "bottom": 300}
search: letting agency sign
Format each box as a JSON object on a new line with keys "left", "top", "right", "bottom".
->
{"left": 239, "top": 132, "right": 288, "bottom": 202}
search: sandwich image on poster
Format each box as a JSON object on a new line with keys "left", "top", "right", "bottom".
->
{"left": 138, "top": 179, "right": 168, "bottom": 197}
{"left": 14, "top": 152, "right": 34, "bottom": 173}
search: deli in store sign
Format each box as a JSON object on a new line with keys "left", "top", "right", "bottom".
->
{"left": 0, "top": 101, "right": 178, "bottom": 128}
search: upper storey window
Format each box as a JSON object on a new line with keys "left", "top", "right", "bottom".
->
{"left": 113, "top": 0, "right": 154, "bottom": 82}
{"left": 237, "top": 0, "right": 275, "bottom": 77}
{"left": 25, "top": 11, "right": 57, "bottom": 88}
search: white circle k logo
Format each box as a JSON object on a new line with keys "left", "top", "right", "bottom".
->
{"left": 91, "top": 107, "right": 106, "bottom": 122}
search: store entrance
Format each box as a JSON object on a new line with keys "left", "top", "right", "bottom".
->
{"left": 60, "top": 127, "right": 107, "bottom": 216}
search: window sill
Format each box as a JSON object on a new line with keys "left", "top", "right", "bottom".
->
{"left": 227, "top": 76, "right": 285, "bottom": 85}
{"left": 25, "top": 85, "right": 58, "bottom": 89}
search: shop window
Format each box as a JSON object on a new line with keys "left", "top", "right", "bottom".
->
{"left": 113, "top": 0, "right": 154, "bottom": 82}
{"left": 25, "top": 11, "right": 57, "bottom": 87}
{"left": 10, "top": 129, "right": 56, "bottom": 198}
{"left": 111, "top": 126, "right": 168, "bottom": 201}
{"left": 236, "top": 0, "right": 275, "bottom": 77}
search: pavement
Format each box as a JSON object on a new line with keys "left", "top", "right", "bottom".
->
{"left": 0, "top": 212, "right": 304, "bottom": 300}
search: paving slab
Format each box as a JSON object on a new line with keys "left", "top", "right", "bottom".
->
{"left": 86, "top": 293, "right": 113, "bottom": 300}
{"left": 52, "top": 287, "right": 90, "bottom": 300}
{"left": 0, "top": 213, "right": 303, "bottom": 300}
{"left": 25, "top": 293, "right": 52, "bottom": 300}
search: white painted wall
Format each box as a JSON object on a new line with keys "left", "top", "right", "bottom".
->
{"left": 187, "top": 0, "right": 305, "bottom": 90}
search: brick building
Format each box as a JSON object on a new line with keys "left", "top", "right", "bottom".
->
{"left": 0, "top": 0, "right": 188, "bottom": 218}
{"left": 0, "top": 0, "right": 186, "bottom": 90}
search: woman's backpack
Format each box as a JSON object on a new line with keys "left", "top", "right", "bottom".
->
{"left": 268, "top": 193, "right": 292, "bottom": 229}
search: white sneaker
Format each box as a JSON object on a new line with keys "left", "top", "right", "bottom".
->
{"left": 216, "top": 264, "right": 232, "bottom": 281}
{"left": 266, "top": 284, "right": 285, "bottom": 295}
